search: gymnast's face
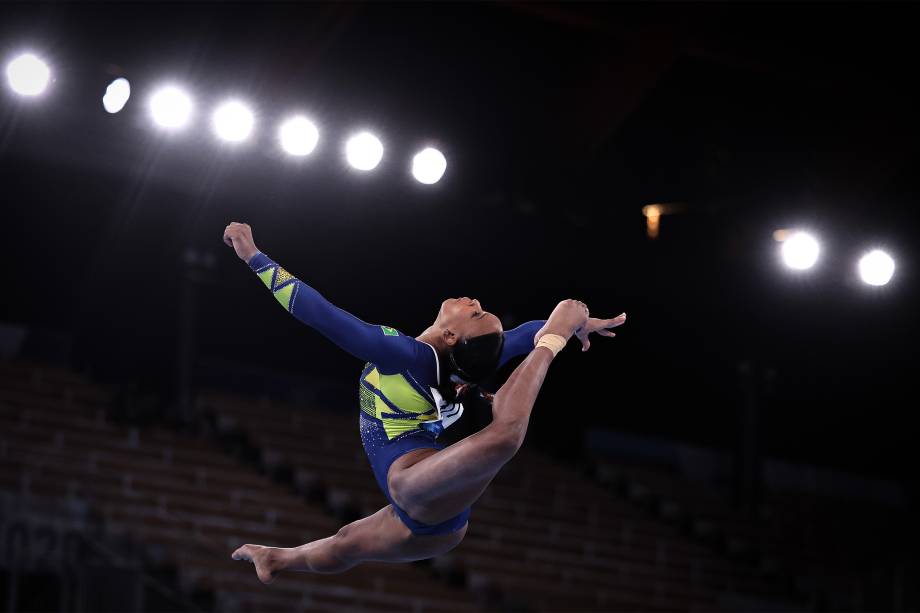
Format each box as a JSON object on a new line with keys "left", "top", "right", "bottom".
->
{"left": 437, "top": 297, "right": 503, "bottom": 346}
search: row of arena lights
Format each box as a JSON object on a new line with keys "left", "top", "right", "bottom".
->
{"left": 775, "top": 230, "right": 895, "bottom": 287}
{"left": 6, "top": 52, "right": 448, "bottom": 184}
{"left": 642, "top": 205, "right": 897, "bottom": 288}
{"left": 8, "top": 50, "right": 904, "bottom": 283}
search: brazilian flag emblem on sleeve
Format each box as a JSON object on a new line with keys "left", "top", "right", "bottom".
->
{"left": 380, "top": 326, "right": 399, "bottom": 337}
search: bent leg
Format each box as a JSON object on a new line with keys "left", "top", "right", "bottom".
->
{"left": 388, "top": 347, "right": 555, "bottom": 525}
{"left": 231, "top": 505, "right": 465, "bottom": 583}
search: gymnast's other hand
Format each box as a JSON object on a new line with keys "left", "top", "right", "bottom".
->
{"left": 533, "top": 299, "right": 590, "bottom": 344}
{"left": 223, "top": 222, "right": 260, "bottom": 263}
{"left": 575, "top": 313, "right": 626, "bottom": 352}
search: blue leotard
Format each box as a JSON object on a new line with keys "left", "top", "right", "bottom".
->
{"left": 248, "top": 252, "right": 544, "bottom": 535}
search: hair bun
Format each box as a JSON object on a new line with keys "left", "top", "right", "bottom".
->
{"left": 449, "top": 332, "right": 504, "bottom": 383}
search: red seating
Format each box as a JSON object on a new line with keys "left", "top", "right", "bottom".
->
{"left": 196, "top": 388, "right": 792, "bottom": 609}
{"left": 0, "top": 361, "right": 475, "bottom": 612}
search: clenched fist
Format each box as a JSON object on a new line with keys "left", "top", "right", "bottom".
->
{"left": 534, "top": 299, "right": 590, "bottom": 343}
{"left": 223, "top": 222, "right": 260, "bottom": 263}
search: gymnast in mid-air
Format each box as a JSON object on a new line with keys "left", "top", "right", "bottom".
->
{"left": 222, "top": 222, "right": 626, "bottom": 583}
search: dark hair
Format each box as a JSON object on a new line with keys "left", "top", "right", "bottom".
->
{"left": 448, "top": 332, "right": 504, "bottom": 384}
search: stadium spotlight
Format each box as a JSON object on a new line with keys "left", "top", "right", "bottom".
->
{"left": 780, "top": 231, "right": 820, "bottom": 271}
{"left": 149, "top": 85, "right": 193, "bottom": 129}
{"left": 102, "top": 77, "right": 130, "bottom": 114}
{"left": 279, "top": 115, "right": 319, "bottom": 156}
{"left": 6, "top": 53, "right": 50, "bottom": 96}
{"left": 212, "top": 100, "right": 254, "bottom": 143}
{"left": 345, "top": 132, "right": 383, "bottom": 171}
{"left": 857, "top": 249, "right": 895, "bottom": 286}
{"left": 411, "top": 147, "right": 447, "bottom": 184}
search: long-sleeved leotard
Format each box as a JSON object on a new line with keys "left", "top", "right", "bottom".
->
{"left": 248, "top": 251, "right": 545, "bottom": 382}
{"left": 248, "top": 250, "right": 545, "bottom": 535}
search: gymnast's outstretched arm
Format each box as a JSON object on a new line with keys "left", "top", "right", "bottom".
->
{"left": 223, "top": 222, "right": 579, "bottom": 377}
{"left": 223, "top": 222, "right": 429, "bottom": 375}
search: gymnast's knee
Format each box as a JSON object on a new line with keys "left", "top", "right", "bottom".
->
{"left": 486, "top": 418, "right": 527, "bottom": 460}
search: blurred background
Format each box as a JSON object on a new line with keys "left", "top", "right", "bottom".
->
{"left": 1, "top": 2, "right": 917, "bottom": 611}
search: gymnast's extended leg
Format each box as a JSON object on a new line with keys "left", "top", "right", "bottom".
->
{"left": 232, "top": 300, "right": 587, "bottom": 580}
{"left": 386, "top": 299, "right": 587, "bottom": 526}
{"left": 232, "top": 337, "right": 559, "bottom": 581}
{"left": 231, "top": 504, "right": 467, "bottom": 583}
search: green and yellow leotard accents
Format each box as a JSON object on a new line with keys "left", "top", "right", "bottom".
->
{"left": 256, "top": 263, "right": 297, "bottom": 312}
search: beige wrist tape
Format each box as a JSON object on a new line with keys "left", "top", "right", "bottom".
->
{"left": 535, "top": 333, "right": 567, "bottom": 357}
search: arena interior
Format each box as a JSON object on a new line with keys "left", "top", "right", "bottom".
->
{"left": 1, "top": 3, "right": 917, "bottom": 612}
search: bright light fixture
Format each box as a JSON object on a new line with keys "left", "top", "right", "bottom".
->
{"left": 149, "top": 85, "right": 193, "bottom": 129}
{"left": 279, "top": 115, "right": 319, "bottom": 156}
{"left": 102, "top": 77, "right": 130, "bottom": 113}
{"left": 781, "top": 231, "right": 820, "bottom": 270}
{"left": 345, "top": 132, "right": 383, "bottom": 171}
{"left": 6, "top": 53, "right": 51, "bottom": 96}
{"left": 858, "top": 249, "right": 895, "bottom": 286}
{"left": 411, "top": 147, "right": 447, "bottom": 184}
{"left": 212, "top": 100, "right": 254, "bottom": 143}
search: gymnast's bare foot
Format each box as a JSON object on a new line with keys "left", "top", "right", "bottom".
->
{"left": 232, "top": 543, "right": 280, "bottom": 584}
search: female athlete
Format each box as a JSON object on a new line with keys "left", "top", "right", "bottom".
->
{"left": 222, "top": 222, "right": 626, "bottom": 583}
